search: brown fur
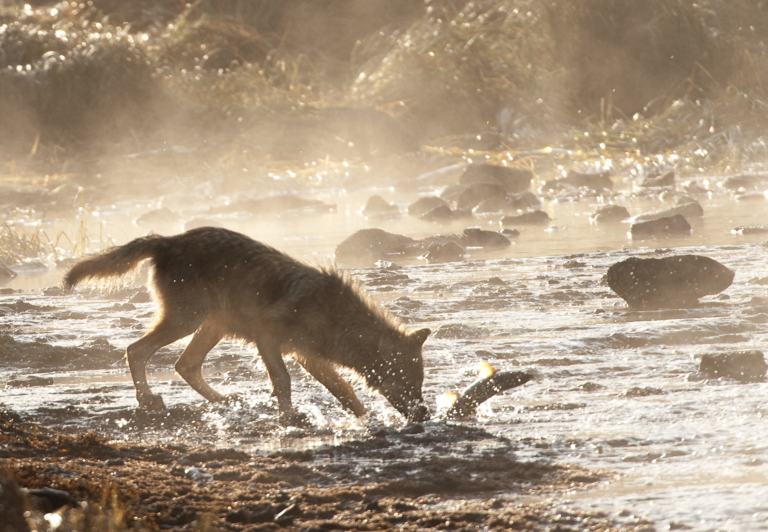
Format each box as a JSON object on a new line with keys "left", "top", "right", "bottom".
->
{"left": 64, "top": 227, "right": 431, "bottom": 424}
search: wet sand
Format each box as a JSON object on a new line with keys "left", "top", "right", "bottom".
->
{"left": 2, "top": 408, "right": 656, "bottom": 532}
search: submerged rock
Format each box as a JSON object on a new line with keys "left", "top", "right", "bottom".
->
{"left": 632, "top": 201, "right": 703, "bottom": 223}
{"left": 606, "top": 255, "right": 734, "bottom": 309}
{"left": 459, "top": 163, "right": 533, "bottom": 193}
{"left": 336, "top": 227, "right": 509, "bottom": 266}
{"left": 591, "top": 204, "right": 630, "bottom": 223}
{"left": 460, "top": 227, "right": 511, "bottom": 248}
{"left": 542, "top": 170, "right": 613, "bottom": 193}
{"left": 335, "top": 228, "right": 421, "bottom": 266}
{"left": 732, "top": 225, "right": 768, "bottom": 235}
{"left": 699, "top": 351, "right": 767, "bottom": 382}
{"left": 456, "top": 183, "right": 507, "bottom": 210}
{"left": 422, "top": 241, "right": 465, "bottom": 263}
{"left": 505, "top": 191, "right": 542, "bottom": 211}
{"left": 419, "top": 204, "right": 472, "bottom": 223}
{"left": 207, "top": 194, "right": 335, "bottom": 216}
{"left": 630, "top": 214, "right": 692, "bottom": 239}
{"left": 362, "top": 195, "right": 399, "bottom": 218}
{"left": 501, "top": 209, "right": 551, "bottom": 226}
{"left": 638, "top": 169, "right": 675, "bottom": 188}
{"left": 407, "top": 196, "right": 449, "bottom": 217}
{"left": 719, "top": 173, "right": 768, "bottom": 191}
{"left": 133, "top": 206, "right": 183, "bottom": 227}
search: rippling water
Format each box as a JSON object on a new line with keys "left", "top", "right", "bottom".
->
{"left": 2, "top": 177, "right": 768, "bottom": 530}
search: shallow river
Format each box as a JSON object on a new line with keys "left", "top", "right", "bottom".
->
{"left": 2, "top": 174, "right": 768, "bottom": 531}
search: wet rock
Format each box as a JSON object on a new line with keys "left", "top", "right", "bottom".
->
{"left": 362, "top": 195, "right": 398, "bottom": 218}
{"left": 505, "top": 190, "right": 542, "bottom": 211}
{"left": 638, "top": 169, "right": 675, "bottom": 188}
{"left": 475, "top": 191, "right": 542, "bottom": 213}
{"left": 440, "top": 184, "right": 468, "bottom": 202}
{"left": 225, "top": 507, "right": 276, "bottom": 524}
{"left": 5, "top": 376, "right": 54, "bottom": 388}
{"left": 732, "top": 225, "right": 768, "bottom": 235}
{"left": 501, "top": 228, "right": 521, "bottom": 238}
{"left": 606, "top": 255, "right": 735, "bottom": 309}
{"left": 432, "top": 323, "right": 486, "bottom": 339}
{"left": 590, "top": 205, "right": 630, "bottom": 223}
{"left": 733, "top": 191, "right": 767, "bottom": 201}
{"left": 421, "top": 241, "right": 465, "bottom": 263}
{"left": 335, "top": 228, "right": 421, "bottom": 266}
{"left": 622, "top": 386, "right": 665, "bottom": 397}
{"left": 460, "top": 227, "right": 511, "bottom": 248}
{"left": 27, "top": 487, "right": 76, "bottom": 513}
{"left": 184, "top": 467, "right": 214, "bottom": 483}
{"left": 133, "top": 206, "right": 182, "bottom": 227}
{"left": 407, "top": 196, "right": 448, "bottom": 217}
{"left": 719, "top": 173, "right": 768, "bottom": 191}
{"left": 128, "top": 289, "right": 151, "bottom": 303}
{"left": 0, "top": 332, "right": 123, "bottom": 370}
{"left": 55, "top": 258, "right": 77, "bottom": 271}
{"left": 418, "top": 204, "right": 472, "bottom": 223}
{"left": 11, "top": 261, "right": 48, "bottom": 274}
{"left": 576, "top": 382, "right": 605, "bottom": 392}
{"left": 207, "top": 194, "right": 335, "bottom": 217}
{"left": 501, "top": 209, "right": 551, "bottom": 226}
{"left": 473, "top": 195, "right": 509, "bottom": 213}
{"left": 565, "top": 169, "right": 613, "bottom": 190}
{"left": 420, "top": 228, "right": 509, "bottom": 254}
{"left": 630, "top": 214, "right": 691, "bottom": 240}
{"left": 456, "top": 183, "right": 507, "bottom": 210}
{"left": 542, "top": 170, "right": 613, "bottom": 192}
{"left": 699, "top": 351, "right": 767, "bottom": 382}
{"left": 420, "top": 204, "right": 454, "bottom": 223}
{"left": 42, "top": 286, "right": 64, "bottom": 296}
{"left": 632, "top": 201, "right": 703, "bottom": 223}
{"left": 459, "top": 164, "right": 533, "bottom": 193}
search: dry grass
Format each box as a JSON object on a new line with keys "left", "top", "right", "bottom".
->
{"left": 0, "top": 0, "right": 766, "bottom": 175}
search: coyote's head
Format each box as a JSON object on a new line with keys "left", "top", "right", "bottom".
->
{"left": 365, "top": 328, "right": 431, "bottom": 422}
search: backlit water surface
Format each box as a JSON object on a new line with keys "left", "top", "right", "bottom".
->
{"left": 2, "top": 178, "right": 768, "bottom": 531}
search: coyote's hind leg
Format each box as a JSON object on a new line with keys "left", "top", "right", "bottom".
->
{"left": 174, "top": 320, "right": 227, "bottom": 403}
{"left": 127, "top": 318, "right": 202, "bottom": 410}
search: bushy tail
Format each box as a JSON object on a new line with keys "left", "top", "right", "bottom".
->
{"left": 63, "top": 234, "right": 165, "bottom": 289}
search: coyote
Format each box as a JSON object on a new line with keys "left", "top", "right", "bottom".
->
{"left": 64, "top": 227, "right": 431, "bottom": 424}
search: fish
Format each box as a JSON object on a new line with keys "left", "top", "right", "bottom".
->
{"left": 441, "top": 362, "right": 534, "bottom": 420}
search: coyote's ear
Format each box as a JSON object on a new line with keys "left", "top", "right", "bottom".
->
{"left": 410, "top": 328, "right": 431, "bottom": 346}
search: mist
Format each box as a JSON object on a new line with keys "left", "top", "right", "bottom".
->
{"left": 3, "top": 2, "right": 768, "bottom": 531}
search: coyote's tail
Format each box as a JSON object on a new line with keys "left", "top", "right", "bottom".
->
{"left": 63, "top": 234, "right": 166, "bottom": 289}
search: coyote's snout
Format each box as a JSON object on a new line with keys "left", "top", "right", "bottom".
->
{"left": 64, "top": 227, "right": 430, "bottom": 424}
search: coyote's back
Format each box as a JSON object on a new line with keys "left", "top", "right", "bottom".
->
{"left": 64, "top": 227, "right": 431, "bottom": 424}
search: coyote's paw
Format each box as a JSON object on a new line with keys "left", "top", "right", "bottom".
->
{"left": 222, "top": 393, "right": 244, "bottom": 405}
{"left": 137, "top": 393, "right": 166, "bottom": 411}
{"left": 280, "top": 410, "right": 312, "bottom": 428}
